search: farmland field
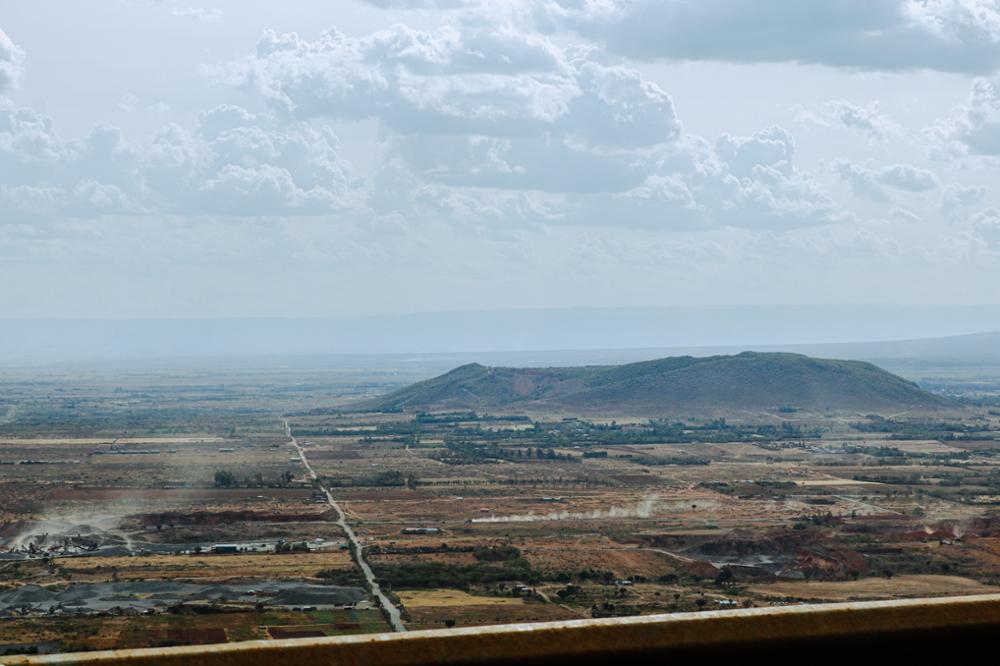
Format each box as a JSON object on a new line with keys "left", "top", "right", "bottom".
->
{"left": 1, "top": 361, "right": 1000, "bottom": 655}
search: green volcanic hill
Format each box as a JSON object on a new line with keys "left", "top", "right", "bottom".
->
{"left": 361, "top": 352, "right": 956, "bottom": 416}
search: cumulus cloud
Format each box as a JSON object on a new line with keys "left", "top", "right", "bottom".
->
{"left": 1, "top": 106, "right": 139, "bottom": 193}
{"left": 797, "top": 99, "right": 899, "bottom": 142}
{"left": 216, "top": 25, "right": 679, "bottom": 149}
{"left": 372, "top": 49, "right": 682, "bottom": 193}
{"left": 377, "top": 126, "right": 841, "bottom": 230}
{"left": 542, "top": 0, "right": 1000, "bottom": 73}
{"left": 145, "top": 107, "right": 358, "bottom": 216}
{"left": 0, "top": 29, "right": 25, "bottom": 94}
{"left": 832, "top": 160, "right": 939, "bottom": 202}
{"left": 971, "top": 206, "right": 1000, "bottom": 245}
{"left": 0, "top": 106, "right": 144, "bottom": 222}
{"left": 118, "top": 92, "right": 140, "bottom": 112}
{"left": 926, "top": 78, "right": 1000, "bottom": 158}
{"left": 361, "top": 0, "right": 476, "bottom": 7}
{"left": 585, "top": 128, "right": 842, "bottom": 230}
{"left": 216, "top": 25, "right": 842, "bottom": 231}
{"left": 7, "top": 2, "right": 1000, "bottom": 318}
{"left": 940, "top": 183, "right": 987, "bottom": 213}
{"left": 0, "top": 100, "right": 356, "bottom": 222}
{"left": 118, "top": 92, "right": 172, "bottom": 114}
{"left": 716, "top": 126, "right": 794, "bottom": 178}
{"left": 877, "top": 163, "right": 941, "bottom": 190}
{"left": 0, "top": 15, "right": 911, "bottom": 234}
{"left": 143, "top": 1, "right": 222, "bottom": 22}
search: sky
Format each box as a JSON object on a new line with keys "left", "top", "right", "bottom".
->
{"left": 2, "top": 1, "right": 1000, "bottom": 318}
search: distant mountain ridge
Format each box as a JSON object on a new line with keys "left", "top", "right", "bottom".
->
{"left": 360, "top": 352, "right": 956, "bottom": 416}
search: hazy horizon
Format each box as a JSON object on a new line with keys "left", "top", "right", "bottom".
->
{"left": 2, "top": 304, "right": 999, "bottom": 365}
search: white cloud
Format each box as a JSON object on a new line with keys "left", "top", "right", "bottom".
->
{"left": 797, "top": 99, "right": 899, "bottom": 142}
{"left": 377, "top": 126, "right": 842, "bottom": 231}
{"left": 69, "top": 180, "right": 142, "bottom": 216}
{"left": 118, "top": 92, "right": 172, "bottom": 114}
{"left": 0, "top": 100, "right": 358, "bottom": 222}
{"left": 144, "top": 108, "right": 358, "bottom": 216}
{"left": 594, "top": 129, "right": 842, "bottom": 230}
{"left": 361, "top": 0, "right": 475, "bottom": 7}
{"left": 215, "top": 24, "right": 678, "bottom": 148}
{"left": 890, "top": 206, "right": 923, "bottom": 223}
{"left": 0, "top": 103, "right": 63, "bottom": 169}
{"left": 118, "top": 92, "right": 140, "bottom": 112}
{"left": 0, "top": 29, "right": 25, "bottom": 94}
{"left": 715, "top": 126, "right": 794, "bottom": 178}
{"left": 971, "top": 206, "right": 1000, "bottom": 246}
{"left": 831, "top": 161, "right": 892, "bottom": 203}
{"left": 0, "top": 109, "right": 142, "bottom": 221}
{"left": 542, "top": 0, "right": 1000, "bottom": 74}
{"left": 217, "top": 25, "right": 842, "bottom": 231}
{"left": 926, "top": 78, "right": 1000, "bottom": 158}
{"left": 6, "top": 2, "right": 1000, "bottom": 317}
{"left": 940, "top": 183, "right": 987, "bottom": 213}
{"left": 143, "top": 1, "right": 222, "bottom": 22}
{"left": 877, "top": 163, "right": 941, "bottom": 190}
{"left": 832, "top": 159, "right": 939, "bottom": 202}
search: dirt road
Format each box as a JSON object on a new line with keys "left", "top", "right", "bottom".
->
{"left": 284, "top": 419, "right": 406, "bottom": 632}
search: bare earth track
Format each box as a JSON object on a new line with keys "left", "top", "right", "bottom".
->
{"left": 284, "top": 419, "right": 406, "bottom": 632}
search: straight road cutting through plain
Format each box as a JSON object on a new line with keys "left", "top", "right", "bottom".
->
{"left": 284, "top": 419, "right": 406, "bottom": 632}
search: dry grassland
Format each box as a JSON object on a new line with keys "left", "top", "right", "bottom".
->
{"left": 748, "top": 575, "right": 998, "bottom": 601}
{"left": 397, "top": 589, "right": 526, "bottom": 608}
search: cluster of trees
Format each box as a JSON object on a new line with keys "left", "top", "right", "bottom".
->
{"left": 414, "top": 411, "right": 529, "bottom": 424}
{"left": 316, "top": 568, "right": 364, "bottom": 586}
{"left": 432, "top": 440, "right": 577, "bottom": 465}
{"left": 841, "top": 444, "right": 972, "bottom": 462}
{"left": 851, "top": 416, "right": 980, "bottom": 440}
{"left": 793, "top": 512, "right": 840, "bottom": 529}
{"left": 851, "top": 473, "right": 923, "bottom": 485}
{"left": 369, "top": 543, "right": 474, "bottom": 555}
{"left": 274, "top": 541, "right": 310, "bottom": 553}
{"left": 590, "top": 601, "right": 639, "bottom": 618}
{"left": 472, "top": 545, "right": 521, "bottom": 562}
{"left": 213, "top": 469, "right": 295, "bottom": 488}
{"left": 700, "top": 480, "right": 795, "bottom": 498}
{"left": 371, "top": 558, "right": 536, "bottom": 590}
{"left": 548, "top": 569, "right": 652, "bottom": 584}
{"left": 637, "top": 456, "right": 710, "bottom": 466}
{"left": 323, "top": 470, "right": 413, "bottom": 488}
{"left": 512, "top": 418, "right": 821, "bottom": 446}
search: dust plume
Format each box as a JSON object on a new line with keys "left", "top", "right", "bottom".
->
{"left": 471, "top": 494, "right": 660, "bottom": 524}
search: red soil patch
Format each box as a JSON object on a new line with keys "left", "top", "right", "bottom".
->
{"left": 267, "top": 628, "right": 327, "bottom": 639}
{"left": 165, "top": 628, "right": 228, "bottom": 645}
{"left": 130, "top": 509, "right": 334, "bottom": 527}
{"left": 49, "top": 487, "right": 313, "bottom": 501}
